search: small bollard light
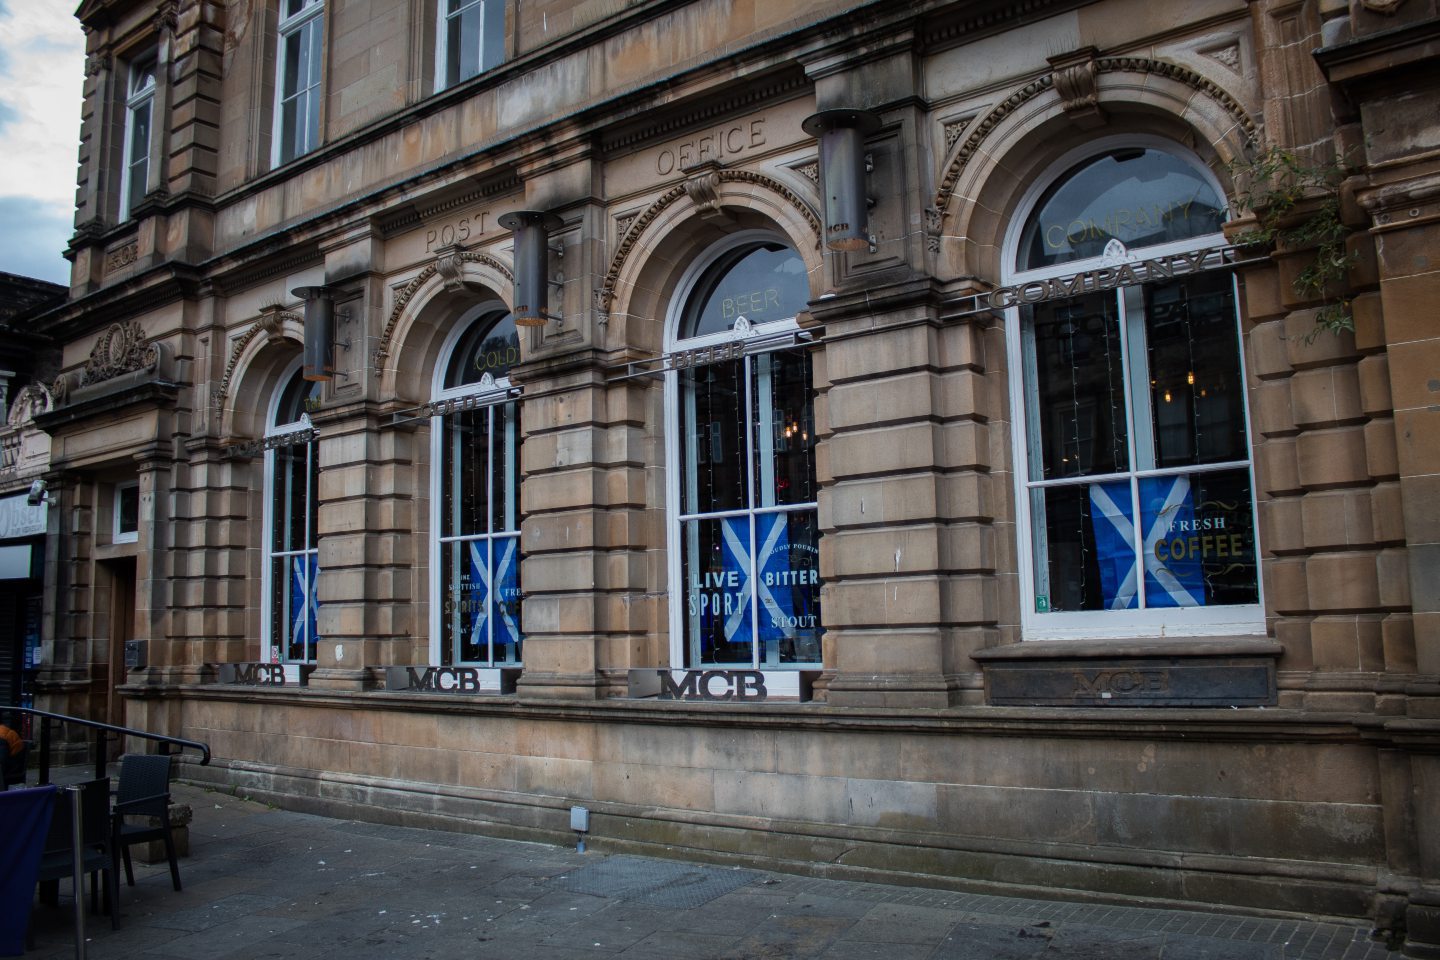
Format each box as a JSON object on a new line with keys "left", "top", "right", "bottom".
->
{"left": 570, "top": 804, "right": 590, "bottom": 853}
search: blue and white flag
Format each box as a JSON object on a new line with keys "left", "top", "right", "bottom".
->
{"left": 492, "top": 536, "right": 522, "bottom": 648}
{"left": 1138, "top": 475, "right": 1205, "bottom": 608}
{"left": 1088, "top": 477, "right": 1206, "bottom": 610}
{"left": 1088, "top": 480, "right": 1139, "bottom": 610}
{"left": 290, "top": 553, "right": 319, "bottom": 659}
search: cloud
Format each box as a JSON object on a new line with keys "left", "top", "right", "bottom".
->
{"left": 0, "top": 195, "right": 72, "bottom": 284}
{"left": 0, "top": 4, "right": 84, "bottom": 282}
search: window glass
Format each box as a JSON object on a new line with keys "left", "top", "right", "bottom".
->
{"left": 121, "top": 58, "right": 157, "bottom": 219}
{"left": 672, "top": 238, "right": 820, "bottom": 670}
{"left": 114, "top": 484, "right": 139, "bottom": 543}
{"left": 1011, "top": 149, "right": 1259, "bottom": 629}
{"left": 1016, "top": 148, "right": 1225, "bottom": 270}
{"left": 440, "top": 0, "right": 505, "bottom": 90}
{"left": 436, "top": 312, "right": 522, "bottom": 667}
{"left": 682, "top": 244, "right": 809, "bottom": 339}
{"left": 266, "top": 368, "right": 321, "bottom": 663}
{"left": 276, "top": 1, "right": 323, "bottom": 165}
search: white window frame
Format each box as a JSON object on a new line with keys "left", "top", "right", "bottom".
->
{"left": 119, "top": 56, "right": 157, "bottom": 220}
{"left": 663, "top": 230, "right": 818, "bottom": 695}
{"left": 434, "top": 0, "right": 503, "bottom": 92}
{"left": 113, "top": 482, "right": 140, "bottom": 545}
{"left": 428, "top": 303, "right": 522, "bottom": 685}
{"left": 1003, "top": 135, "right": 1264, "bottom": 641}
{"left": 260, "top": 360, "right": 320, "bottom": 664}
{"left": 272, "top": 0, "right": 324, "bottom": 167}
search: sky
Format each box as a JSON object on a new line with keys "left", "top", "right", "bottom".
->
{"left": 0, "top": 1, "right": 86, "bottom": 285}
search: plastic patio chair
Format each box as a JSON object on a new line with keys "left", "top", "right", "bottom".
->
{"left": 111, "top": 753, "right": 182, "bottom": 892}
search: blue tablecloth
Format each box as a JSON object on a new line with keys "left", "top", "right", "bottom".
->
{"left": 0, "top": 784, "right": 55, "bottom": 956}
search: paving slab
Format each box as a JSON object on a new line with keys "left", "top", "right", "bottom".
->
{"left": 21, "top": 779, "right": 1403, "bottom": 960}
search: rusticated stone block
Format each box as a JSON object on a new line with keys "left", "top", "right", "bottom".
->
{"left": 1296, "top": 427, "right": 1369, "bottom": 489}
{"left": 1255, "top": 438, "right": 1302, "bottom": 496}
{"left": 1376, "top": 548, "right": 1412, "bottom": 610}
{"left": 1355, "top": 354, "right": 1392, "bottom": 415}
{"left": 1350, "top": 291, "right": 1385, "bottom": 351}
{"left": 1290, "top": 366, "right": 1362, "bottom": 429}
{"left": 826, "top": 371, "right": 936, "bottom": 430}
{"left": 1252, "top": 380, "right": 1298, "bottom": 437}
{"left": 1370, "top": 481, "right": 1406, "bottom": 544}
{"left": 1284, "top": 310, "right": 1358, "bottom": 369}
{"left": 1300, "top": 489, "right": 1373, "bottom": 550}
{"left": 1381, "top": 613, "right": 1416, "bottom": 673}
{"left": 1306, "top": 551, "right": 1381, "bottom": 612}
{"left": 1264, "top": 558, "right": 1309, "bottom": 615}
{"left": 1247, "top": 319, "right": 1292, "bottom": 380}
{"left": 1259, "top": 496, "right": 1305, "bottom": 555}
{"left": 1364, "top": 419, "right": 1398, "bottom": 480}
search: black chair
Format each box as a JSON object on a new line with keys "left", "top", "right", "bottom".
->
{"left": 34, "top": 778, "right": 119, "bottom": 931}
{"left": 111, "top": 753, "right": 181, "bottom": 891}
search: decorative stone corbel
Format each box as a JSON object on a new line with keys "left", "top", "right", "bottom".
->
{"left": 684, "top": 162, "right": 730, "bottom": 222}
{"left": 1048, "top": 47, "right": 1106, "bottom": 130}
{"left": 435, "top": 244, "right": 476, "bottom": 293}
{"left": 257, "top": 304, "right": 299, "bottom": 344}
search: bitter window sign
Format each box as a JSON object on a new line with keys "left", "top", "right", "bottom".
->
{"left": 684, "top": 512, "right": 821, "bottom": 668}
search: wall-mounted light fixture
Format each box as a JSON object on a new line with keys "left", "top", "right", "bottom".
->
{"left": 801, "top": 108, "right": 881, "bottom": 252}
{"left": 292, "top": 285, "right": 352, "bottom": 381}
{"left": 498, "top": 210, "right": 564, "bottom": 326}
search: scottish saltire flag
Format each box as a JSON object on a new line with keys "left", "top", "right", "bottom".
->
{"left": 466, "top": 541, "right": 487, "bottom": 651}
{"left": 1088, "top": 480, "right": 1140, "bottom": 610}
{"left": 719, "top": 517, "right": 755, "bottom": 646}
{"left": 290, "top": 553, "right": 319, "bottom": 659}
{"left": 1088, "top": 477, "right": 1206, "bottom": 610}
{"left": 492, "top": 537, "right": 522, "bottom": 647}
{"left": 1138, "top": 475, "right": 1205, "bottom": 608}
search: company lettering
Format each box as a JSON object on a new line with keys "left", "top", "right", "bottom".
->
{"left": 657, "top": 669, "right": 768, "bottom": 702}
{"left": 1072, "top": 669, "right": 1170, "bottom": 697}
{"left": 425, "top": 213, "right": 488, "bottom": 252}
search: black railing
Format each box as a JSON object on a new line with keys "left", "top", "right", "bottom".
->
{"left": 3, "top": 705, "right": 210, "bottom": 784}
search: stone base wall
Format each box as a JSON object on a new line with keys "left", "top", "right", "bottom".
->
{"left": 168, "top": 689, "right": 1388, "bottom": 922}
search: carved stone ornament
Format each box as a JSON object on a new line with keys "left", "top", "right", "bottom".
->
{"left": 1361, "top": 0, "right": 1405, "bottom": 12}
{"left": 79, "top": 321, "right": 160, "bottom": 388}
{"left": 793, "top": 160, "right": 820, "bottom": 186}
{"left": 84, "top": 51, "right": 107, "bottom": 77}
{"left": 1048, "top": 48, "right": 1105, "bottom": 129}
{"left": 943, "top": 117, "right": 973, "bottom": 152}
{"left": 373, "top": 253, "right": 516, "bottom": 374}
{"left": 6, "top": 383, "right": 52, "bottom": 426}
{"left": 683, "top": 165, "right": 728, "bottom": 222}
{"left": 258, "top": 304, "right": 298, "bottom": 342}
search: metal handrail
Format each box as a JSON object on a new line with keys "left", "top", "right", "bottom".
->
{"left": 2, "top": 704, "right": 210, "bottom": 785}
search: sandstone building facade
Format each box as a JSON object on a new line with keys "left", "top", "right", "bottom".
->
{"left": 31, "top": 0, "right": 1440, "bottom": 952}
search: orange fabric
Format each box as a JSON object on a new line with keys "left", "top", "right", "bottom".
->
{"left": 0, "top": 724, "right": 22, "bottom": 757}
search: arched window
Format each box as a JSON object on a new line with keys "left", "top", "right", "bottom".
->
{"left": 431, "top": 306, "right": 522, "bottom": 669}
{"left": 263, "top": 364, "right": 321, "bottom": 663}
{"left": 1004, "top": 138, "right": 1261, "bottom": 638}
{"left": 666, "top": 232, "right": 820, "bottom": 675}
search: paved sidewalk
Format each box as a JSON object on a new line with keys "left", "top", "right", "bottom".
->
{"left": 25, "top": 781, "right": 1401, "bottom": 960}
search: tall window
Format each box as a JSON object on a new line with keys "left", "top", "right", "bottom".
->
{"left": 1005, "top": 139, "right": 1262, "bottom": 639}
{"left": 436, "top": 0, "right": 504, "bottom": 91}
{"left": 274, "top": 0, "right": 324, "bottom": 166}
{"left": 264, "top": 366, "right": 321, "bottom": 663}
{"left": 433, "top": 307, "right": 522, "bottom": 667}
{"left": 120, "top": 57, "right": 156, "bottom": 219}
{"left": 667, "top": 233, "right": 820, "bottom": 674}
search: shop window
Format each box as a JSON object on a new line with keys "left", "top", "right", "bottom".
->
{"left": 1005, "top": 139, "right": 1261, "bottom": 639}
{"left": 264, "top": 365, "right": 321, "bottom": 663}
{"left": 667, "top": 233, "right": 820, "bottom": 675}
{"left": 119, "top": 56, "right": 157, "bottom": 219}
{"left": 273, "top": 0, "right": 324, "bottom": 166}
{"left": 432, "top": 306, "right": 522, "bottom": 668}
{"left": 435, "top": 0, "right": 504, "bottom": 91}
{"left": 113, "top": 482, "right": 139, "bottom": 544}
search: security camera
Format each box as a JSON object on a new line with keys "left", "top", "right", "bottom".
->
{"left": 26, "top": 479, "right": 47, "bottom": 506}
